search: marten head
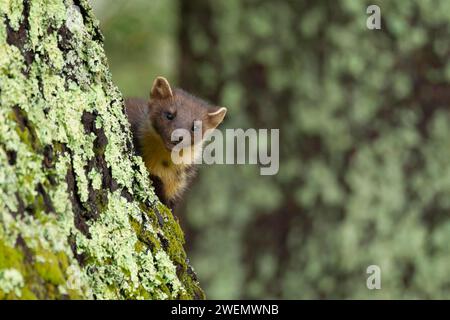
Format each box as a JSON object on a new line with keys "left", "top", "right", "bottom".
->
{"left": 148, "top": 76, "right": 227, "bottom": 151}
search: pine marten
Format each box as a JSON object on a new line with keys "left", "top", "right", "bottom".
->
{"left": 125, "top": 76, "right": 227, "bottom": 209}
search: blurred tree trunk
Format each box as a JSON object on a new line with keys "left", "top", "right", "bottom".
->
{"left": 179, "top": 0, "right": 450, "bottom": 299}
{"left": 0, "top": 0, "right": 203, "bottom": 299}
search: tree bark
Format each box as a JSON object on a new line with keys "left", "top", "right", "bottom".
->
{"left": 179, "top": 0, "right": 450, "bottom": 298}
{"left": 0, "top": 0, "right": 203, "bottom": 299}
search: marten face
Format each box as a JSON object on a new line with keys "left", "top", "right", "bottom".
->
{"left": 148, "top": 77, "right": 227, "bottom": 151}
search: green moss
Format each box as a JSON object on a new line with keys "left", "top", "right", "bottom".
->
{"left": 20, "top": 287, "right": 38, "bottom": 300}
{"left": 0, "top": 241, "right": 27, "bottom": 299}
{"left": 34, "top": 250, "right": 66, "bottom": 285}
{"left": 0, "top": 241, "right": 24, "bottom": 270}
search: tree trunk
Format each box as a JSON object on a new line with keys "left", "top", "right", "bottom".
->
{"left": 179, "top": 0, "right": 450, "bottom": 298}
{"left": 0, "top": 0, "right": 203, "bottom": 299}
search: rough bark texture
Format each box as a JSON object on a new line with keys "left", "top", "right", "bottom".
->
{"left": 0, "top": 0, "right": 204, "bottom": 299}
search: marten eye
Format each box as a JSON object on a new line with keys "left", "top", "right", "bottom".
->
{"left": 164, "top": 111, "right": 175, "bottom": 120}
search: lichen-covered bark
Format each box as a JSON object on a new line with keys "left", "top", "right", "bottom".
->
{"left": 179, "top": 0, "right": 450, "bottom": 298}
{"left": 0, "top": 0, "right": 204, "bottom": 299}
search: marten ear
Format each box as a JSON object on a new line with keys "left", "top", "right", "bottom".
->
{"left": 207, "top": 107, "right": 227, "bottom": 129}
{"left": 150, "top": 76, "right": 173, "bottom": 100}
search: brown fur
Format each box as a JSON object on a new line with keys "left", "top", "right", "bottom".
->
{"left": 125, "top": 77, "right": 226, "bottom": 210}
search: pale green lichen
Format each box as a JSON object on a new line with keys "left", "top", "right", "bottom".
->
{"left": 155, "top": 250, "right": 186, "bottom": 296}
{"left": 88, "top": 168, "right": 102, "bottom": 190}
{"left": 74, "top": 191, "right": 186, "bottom": 299}
{"left": 65, "top": 1, "right": 84, "bottom": 35}
{"left": 42, "top": 33, "right": 65, "bottom": 71}
{"left": 27, "top": 0, "right": 66, "bottom": 50}
{"left": 0, "top": 0, "right": 203, "bottom": 299}
{"left": 0, "top": 269, "right": 24, "bottom": 297}
{"left": 0, "top": 0, "right": 22, "bottom": 31}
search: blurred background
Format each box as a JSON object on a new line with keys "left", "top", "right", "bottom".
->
{"left": 90, "top": 0, "right": 450, "bottom": 299}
